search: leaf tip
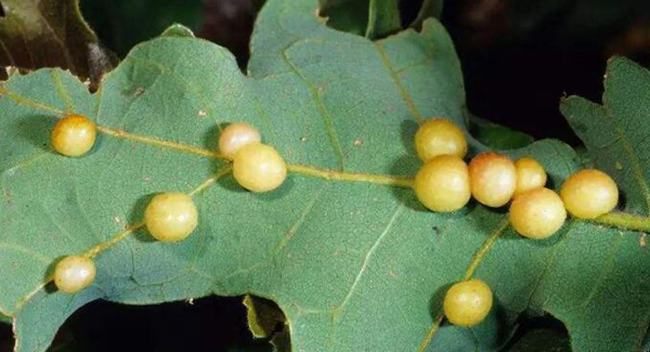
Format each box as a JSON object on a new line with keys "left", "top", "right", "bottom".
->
{"left": 160, "top": 24, "right": 196, "bottom": 38}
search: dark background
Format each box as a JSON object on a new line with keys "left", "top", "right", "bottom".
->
{"left": 2, "top": 0, "right": 650, "bottom": 350}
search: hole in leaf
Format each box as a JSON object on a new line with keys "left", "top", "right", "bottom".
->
{"left": 243, "top": 294, "right": 290, "bottom": 350}
{"left": 23, "top": 296, "right": 282, "bottom": 351}
{"left": 319, "top": 0, "right": 370, "bottom": 36}
{"left": 616, "top": 189, "right": 628, "bottom": 212}
{"left": 398, "top": 0, "right": 423, "bottom": 27}
{"left": 319, "top": 0, "right": 425, "bottom": 38}
{"left": 0, "top": 320, "right": 12, "bottom": 351}
{"left": 503, "top": 314, "right": 570, "bottom": 351}
{"left": 199, "top": 0, "right": 260, "bottom": 68}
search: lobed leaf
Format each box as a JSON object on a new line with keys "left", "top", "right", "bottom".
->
{"left": 562, "top": 57, "right": 650, "bottom": 215}
{"left": 0, "top": 1, "right": 649, "bottom": 351}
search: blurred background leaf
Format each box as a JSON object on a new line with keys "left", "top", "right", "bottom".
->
{"left": 0, "top": 0, "right": 115, "bottom": 87}
{"left": 79, "top": 0, "right": 203, "bottom": 57}
{"left": 411, "top": 0, "right": 444, "bottom": 27}
{"left": 319, "top": 0, "right": 371, "bottom": 36}
{"left": 470, "top": 115, "right": 534, "bottom": 150}
{"left": 365, "top": 0, "right": 401, "bottom": 38}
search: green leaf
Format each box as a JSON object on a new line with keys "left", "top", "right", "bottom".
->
{"left": 0, "top": 0, "right": 113, "bottom": 84}
{"left": 160, "top": 24, "right": 196, "bottom": 38}
{"left": 411, "top": 0, "right": 444, "bottom": 28}
{"left": 562, "top": 57, "right": 650, "bottom": 215}
{"left": 549, "top": 56, "right": 650, "bottom": 351}
{"left": 1, "top": 1, "right": 649, "bottom": 351}
{"left": 365, "top": 0, "right": 401, "bottom": 39}
{"left": 470, "top": 116, "right": 534, "bottom": 150}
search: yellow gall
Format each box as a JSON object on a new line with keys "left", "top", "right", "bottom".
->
{"left": 54, "top": 255, "right": 96, "bottom": 294}
{"left": 509, "top": 187, "right": 566, "bottom": 239}
{"left": 51, "top": 114, "right": 97, "bottom": 157}
{"left": 443, "top": 279, "right": 493, "bottom": 327}
{"left": 514, "top": 157, "right": 547, "bottom": 195}
{"left": 144, "top": 192, "right": 199, "bottom": 242}
{"left": 233, "top": 143, "right": 287, "bottom": 192}
{"left": 414, "top": 118, "right": 468, "bottom": 162}
{"left": 414, "top": 155, "right": 471, "bottom": 212}
{"left": 218, "top": 122, "right": 261, "bottom": 159}
{"left": 560, "top": 169, "right": 619, "bottom": 219}
{"left": 469, "top": 152, "right": 517, "bottom": 207}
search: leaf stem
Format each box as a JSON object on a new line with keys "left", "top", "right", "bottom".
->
{"left": 417, "top": 314, "right": 444, "bottom": 352}
{"left": 97, "top": 126, "right": 224, "bottom": 160}
{"left": 464, "top": 218, "right": 510, "bottom": 280}
{"left": 189, "top": 166, "right": 233, "bottom": 196}
{"left": 0, "top": 86, "right": 64, "bottom": 114}
{"left": 83, "top": 223, "right": 145, "bottom": 258}
{"left": 589, "top": 211, "right": 650, "bottom": 233}
{"left": 97, "top": 125, "right": 650, "bottom": 236}
{"left": 96, "top": 126, "right": 414, "bottom": 188}
{"left": 287, "top": 164, "right": 413, "bottom": 188}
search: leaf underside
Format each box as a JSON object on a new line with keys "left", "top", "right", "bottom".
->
{"left": 0, "top": 1, "right": 648, "bottom": 351}
{"left": 0, "top": 0, "right": 114, "bottom": 85}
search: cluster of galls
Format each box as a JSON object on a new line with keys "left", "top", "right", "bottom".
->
{"left": 49, "top": 115, "right": 287, "bottom": 293}
{"left": 414, "top": 118, "right": 619, "bottom": 237}
{"left": 48, "top": 114, "right": 620, "bottom": 330}
{"left": 414, "top": 118, "right": 619, "bottom": 327}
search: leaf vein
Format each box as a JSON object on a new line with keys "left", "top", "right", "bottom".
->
{"left": 281, "top": 43, "right": 346, "bottom": 170}
{"left": 373, "top": 41, "right": 423, "bottom": 124}
{"left": 274, "top": 183, "right": 328, "bottom": 253}
{"left": 50, "top": 70, "right": 74, "bottom": 112}
{"left": 334, "top": 203, "right": 404, "bottom": 314}
{"left": 602, "top": 105, "right": 650, "bottom": 213}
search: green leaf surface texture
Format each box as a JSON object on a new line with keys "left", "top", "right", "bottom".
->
{"left": 1, "top": 1, "right": 649, "bottom": 351}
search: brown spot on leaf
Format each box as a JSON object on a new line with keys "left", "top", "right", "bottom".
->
{"left": 3, "top": 188, "right": 12, "bottom": 203}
